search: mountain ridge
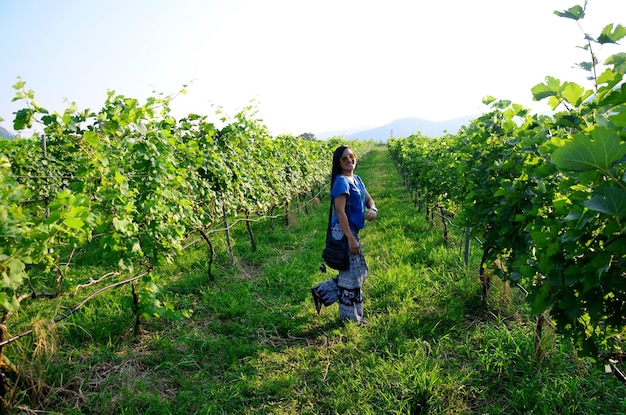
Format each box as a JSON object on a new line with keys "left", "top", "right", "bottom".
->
{"left": 0, "top": 125, "right": 15, "bottom": 139}
{"left": 316, "top": 115, "right": 477, "bottom": 141}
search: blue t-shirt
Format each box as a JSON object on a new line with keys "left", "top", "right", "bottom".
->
{"left": 330, "top": 174, "right": 367, "bottom": 231}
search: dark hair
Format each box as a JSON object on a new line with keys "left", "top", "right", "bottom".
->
{"left": 330, "top": 145, "right": 350, "bottom": 188}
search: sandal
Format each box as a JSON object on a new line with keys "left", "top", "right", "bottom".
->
{"left": 311, "top": 288, "right": 323, "bottom": 315}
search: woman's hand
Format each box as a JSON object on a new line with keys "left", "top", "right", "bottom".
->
{"left": 365, "top": 209, "right": 377, "bottom": 222}
{"left": 348, "top": 237, "right": 361, "bottom": 255}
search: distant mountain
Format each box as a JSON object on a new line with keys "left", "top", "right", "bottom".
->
{"left": 345, "top": 116, "right": 477, "bottom": 141}
{"left": 0, "top": 125, "right": 15, "bottom": 139}
{"left": 315, "top": 125, "right": 374, "bottom": 140}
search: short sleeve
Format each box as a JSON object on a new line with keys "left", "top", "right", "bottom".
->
{"left": 330, "top": 176, "right": 350, "bottom": 199}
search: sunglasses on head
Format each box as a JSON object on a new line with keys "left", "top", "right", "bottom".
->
{"left": 340, "top": 153, "right": 356, "bottom": 163}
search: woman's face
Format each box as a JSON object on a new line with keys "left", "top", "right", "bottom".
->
{"left": 339, "top": 148, "right": 356, "bottom": 173}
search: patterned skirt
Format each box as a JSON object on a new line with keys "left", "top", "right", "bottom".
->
{"left": 313, "top": 228, "right": 369, "bottom": 322}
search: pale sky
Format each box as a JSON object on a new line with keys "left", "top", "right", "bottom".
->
{"left": 1, "top": 0, "right": 625, "bottom": 136}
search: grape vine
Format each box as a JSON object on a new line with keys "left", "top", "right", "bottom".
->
{"left": 389, "top": 5, "right": 626, "bottom": 358}
{"left": 0, "top": 80, "right": 374, "bottom": 396}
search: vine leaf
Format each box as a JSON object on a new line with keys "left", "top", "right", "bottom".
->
{"left": 63, "top": 217, "right": 85, "bottom": 230}
{"left": 531, "top": 77, "right": 590, "bottom": 110}
{"left": 531, "top": 76, "right": 562, "bottom": 101}
{"left": 600, "top": 82, "right": 626, "bottom": 107}
{"left": 562, "top": 82, "right": 593, "bottom": 106}
{"left": 597, "top": 23, "right": 626, "bottom": 45}
{"left": 584, "top": 187, "right": 626, "bottom": 216}
{"left": 609, "top": 111, "right": 626, "bottom": 127}
{"left": 605, "top": 52, "right": 626, "bottom": 74}
{"left": 554, "top": 5, "right": 585, "bottom": 21}
{"left": 551, "top": 127, "right": 626, "bottom": 173}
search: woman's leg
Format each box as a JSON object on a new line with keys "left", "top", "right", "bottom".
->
{"left": 312, "top": 276, "right": 339, "bottom": 308}
{"left": 338, "top": 233, "right": 369, "bottom": 323}
{"left": 312, "top": 230, "right": 368, "bottom": 321}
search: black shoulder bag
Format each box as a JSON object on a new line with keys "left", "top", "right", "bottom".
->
{"left": 320, "top": 195, "right": 351, "bottom": 272}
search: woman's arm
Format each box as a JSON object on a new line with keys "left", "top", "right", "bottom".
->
{"left": 364, "top": 191, "right": 377, "bottom": 221}
{"left": 334, "top": 194, "right": 360, "bottom": 255}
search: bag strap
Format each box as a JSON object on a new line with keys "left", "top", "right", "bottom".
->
{"left": 321, "top": 189, "right": 352, "bottom": 272}
{"left": 326, "top": 197, "right": 334, "bottom": 234}
{"left": 327, "top": 192, "right": 351, "bottom": 235}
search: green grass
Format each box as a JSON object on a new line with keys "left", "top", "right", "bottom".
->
{"left": 8, "top": 145, "right": 626, "bottom": 414}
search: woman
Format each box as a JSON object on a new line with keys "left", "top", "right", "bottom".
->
{"left": 311, "top": 145, "right": 377, "bottom": 324}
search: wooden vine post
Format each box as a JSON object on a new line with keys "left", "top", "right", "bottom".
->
{"left": 245, "top": 211, "right": 257, "bottom": 252}
{"left": 463, "top": 227, "right": 471, "bottom": 268}
{"left": 438, "top": 205, "right": 448, "bottom": 246}
{"left": 198, "top": 229, "right": 216, "bottom": 282}
{"left": 222, "top": 204, "right": 234, "bottom": 263}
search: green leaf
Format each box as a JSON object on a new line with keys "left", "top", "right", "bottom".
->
{"left": 84, "top": 130, "right": 99, "bottom": 147}
{"left": 131, "top": 241, "right": 142, "bottom": 254}
{"left": 531, "top": 284, "right": 554, "bottom": 315}
{"left": 587, "top": 252, "right": 614, "bottom": 280}
{"left": 112, "top": 217, "right": 130, "bottom": 231}
{"left": 562, "top": 82, "right": 591, "bottom": 106}
{"left": 2, "top": 259, "right": 25, "bottom": 289}
{"left": 12, "top": 79, "right": 26, "bottom": 90}
{"left": 599, "top": 82, "right": 626, "bottom": 107}
{"left": 597, "top": 68, "right": 621, "bottom": 89}
{"left": 608, "top": 110, "right": 626, "bottom": 127}
{"left": 41, "top": 114, "right": 57, "bottom": 126}
{"left": 13, "top": 108, "right": 33, "bottom": 130}
{"left": 551, "top": 127, "right": 626, "bottom": 172}
{"left": 0, "top": 292, "right": 18, "bottom": 312}
{"left": 554, "top": 5, "right": 585, "bottom": 21}
{"left": 531, "top": 76, "right": 562, "bottom": 101}
{"left": 605, "top": 52, "right": 626, "bottom": 74}
{"left": 597, "top": 23, "right": 626, "bottom": 45}
{"left": 547, "top": 96, "right": 562, "bottom": 111}
{"left": 63, "top": 217, "right": 85, "bottom": 230}
{"left": 5, "top": 258, "right": 24, "bottom": 276}
{"left": 584, "top": 187, "right": 626, "bottom": 216}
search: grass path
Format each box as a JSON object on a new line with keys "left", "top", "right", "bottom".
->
{"left": 47, "top": 145, "right": 626, "bottom": 414}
